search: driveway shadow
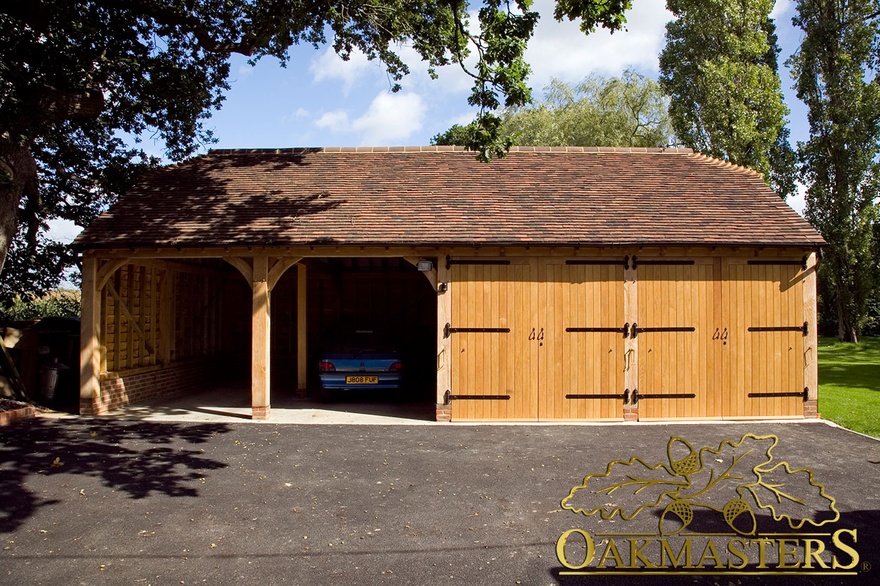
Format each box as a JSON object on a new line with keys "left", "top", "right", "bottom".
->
{"left": 0, "top": 418, "right": 232, "bottom": 532}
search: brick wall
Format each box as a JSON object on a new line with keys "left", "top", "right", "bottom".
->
{"left": 80, "top": 359, "right": 221, "bottom": 415}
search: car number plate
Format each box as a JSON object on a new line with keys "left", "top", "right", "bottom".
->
{"left": 346, "top": 375, "right": 379, "bottom": 384}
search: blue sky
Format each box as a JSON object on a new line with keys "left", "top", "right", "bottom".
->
{"left": 49, "top": 0, "right": 808, "bottom": 244}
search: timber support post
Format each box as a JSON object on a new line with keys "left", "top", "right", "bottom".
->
{"left": 623, "top": 254, "right": 639, "bottom": 421}
{"left": 803, "top": 251, "right": 819, "bottom": 418}
{"left": 251, "top": 255, "right": 271, "bottom": 419}
{"left": 79, "top": 256, "right": 102, "bottom": 415}
{"left": 435, "top": 258, "right": 451, "bottom": 422}
{"left": 297, "top": 262, "right": 307, "bottom": 395}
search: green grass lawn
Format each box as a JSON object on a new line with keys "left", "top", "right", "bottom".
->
{"left": 817, "top": 336, "right": 880, "bottom": 438}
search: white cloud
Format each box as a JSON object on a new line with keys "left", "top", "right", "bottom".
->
{"left": 310, "top": 91, "right": 426, "bottom": 145}
{"left": 282, "top": 107, "right": 311, "bottom": 124}
{"left": 310, "top": 47, "right": 375, "bottom": 94}
{"left": 395, "top": 44, "right": 476, "bottom": 97}
{"left": 314, "top": 110, "right": 351, "bottom": 132}
{"left": 525, "top": 0, "right": 671, "bottom": 88}
{"left": 352, "top": 92, "right": 427, "bottom": 145}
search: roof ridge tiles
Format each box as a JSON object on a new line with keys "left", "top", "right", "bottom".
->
{"left": 207, "top": 145, "right": 696, "bottom": 155}
{"left": 688, "top": 152, "right": 764, "bottom": 179}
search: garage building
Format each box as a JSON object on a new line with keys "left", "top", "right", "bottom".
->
{"left": 74, "top": 146, "right": 825, "bottom": 422}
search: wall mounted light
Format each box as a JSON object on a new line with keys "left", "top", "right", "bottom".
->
{"left": 417, "top": 260, "right": 433, "bottom": 272}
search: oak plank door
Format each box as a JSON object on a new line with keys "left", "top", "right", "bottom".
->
{"left": 449, "top": 259, "right": 538, "bottom": 420}
{"left": 637, "top": 260, "right": 719, "bottom": 419}
{"left": 724, "top": 260, "right": 806, "bottom": 417}
{"left": 540, "top": 260, "right": 626, "bottom": 420}
{"left": 449, "top": 257, "right": 626, "bottom": 421}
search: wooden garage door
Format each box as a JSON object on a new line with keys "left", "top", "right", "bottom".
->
{"left": 449, "top": 259, "right": 538, "bottom": 420}
{"left": 723, "top": 260, "right": 806, "bottom": 417}
{"left": 637, "top": 260, "right": 719, "bottom": 419}
{"left": 449, "top": 257, "right": 626, "bottom": 421}
{"left": 540, "top": 260, "right": 626, "bottom": 420}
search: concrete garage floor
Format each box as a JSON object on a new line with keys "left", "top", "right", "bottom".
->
{"left": 96, "top": 385, "right": 440, "bottom": 425}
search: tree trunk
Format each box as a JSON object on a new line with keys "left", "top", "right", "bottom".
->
{"left": 836, "top": 295, "right": 859, "bottom": 343}
{"left": 0, "top": 141, "right": 37, "bottom": 277}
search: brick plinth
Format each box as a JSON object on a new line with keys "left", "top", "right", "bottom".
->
{"left": 436, "top": 404, "right": 451, "bottom": 422}
{"left": 252, "top": 406, "right": 270, "bottom": 420}
{"left": 81, "top": 359, "right": 221, "bottom": 415}
{"left": 804, "top": 399, "right": 819, "bottom": 418}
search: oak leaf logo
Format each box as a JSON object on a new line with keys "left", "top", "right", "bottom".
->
{"left": 561, "top": 433, "right": 839, "bottom": 535}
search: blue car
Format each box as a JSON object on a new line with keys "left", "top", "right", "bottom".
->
{"left": 317, "top": 330, "right": 403, "bottom": 394}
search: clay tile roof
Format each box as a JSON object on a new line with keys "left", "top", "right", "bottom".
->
{"left": 74, "top": 146, "right": 825, "bottom": 249}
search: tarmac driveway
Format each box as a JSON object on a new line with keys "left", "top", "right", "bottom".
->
{"left": 1, "top": 417, "right": 878, "bottom": 585}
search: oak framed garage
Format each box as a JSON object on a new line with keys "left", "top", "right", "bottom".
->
{"left": 74, "top": 146, "right": 824, "bottom": 422}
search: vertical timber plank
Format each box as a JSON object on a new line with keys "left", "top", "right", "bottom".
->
{"left": 113, "top": 269, "right": 122, "bottom": 371}
{"left": 127, "top": 265, "right": 136, "bottom": 369}
{"left": 160, "top": 268, "right": 174, "bottom": 364}
{"left": 149, "top": 264, "right": 157, "bottom": 366}
{"left": 137, "top": 265, "right": 147, "bottom": 367}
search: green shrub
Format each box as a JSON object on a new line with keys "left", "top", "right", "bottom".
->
{"left": 0, "top": 289, "right": 81, "bottom": 322}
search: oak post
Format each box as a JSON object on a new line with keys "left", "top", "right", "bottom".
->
{"left": 803, "top": 251, "right": 819, "bottom": 418}
{"left": 623, "top": 256, "right": 639, "bottom": 421}
{"left": 79, "top": 256, "right": 102, "bottom": 414}
{"left": 252, "top": 255, "right": 271, "bottom": 419}
{"left": 435, "top": 257, "right": 451, "bottom": 421}
{"left": 297, "top": 263, "right": 307, "bottom": 392}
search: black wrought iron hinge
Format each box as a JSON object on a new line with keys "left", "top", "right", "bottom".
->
{"left": 747, "top": 322, "right": 808, "bottom": 335}
{"left": 444, "top": 323, "right": 511, "bottom": 338}
{"left": 630, "top": 323, "right": 696, "bottom": 338}
{"left": 565, "top": 323, "right": 630, "bottom": 337}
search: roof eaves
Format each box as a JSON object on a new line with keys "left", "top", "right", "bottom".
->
{"left": 73, "top": 238, "right": 827, "bottom": 252}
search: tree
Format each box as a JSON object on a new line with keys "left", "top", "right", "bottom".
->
{"left": 789, "top": 0, "right": 880, "bottom": 342}
{"left": 659, "top": 0, "right": 796, "bottom": 199}
{"left": 0, "top": 1, "right": 634, "bottom": 295}
{"left": 432, "top": 70, "right": 673, "bottom": 147}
